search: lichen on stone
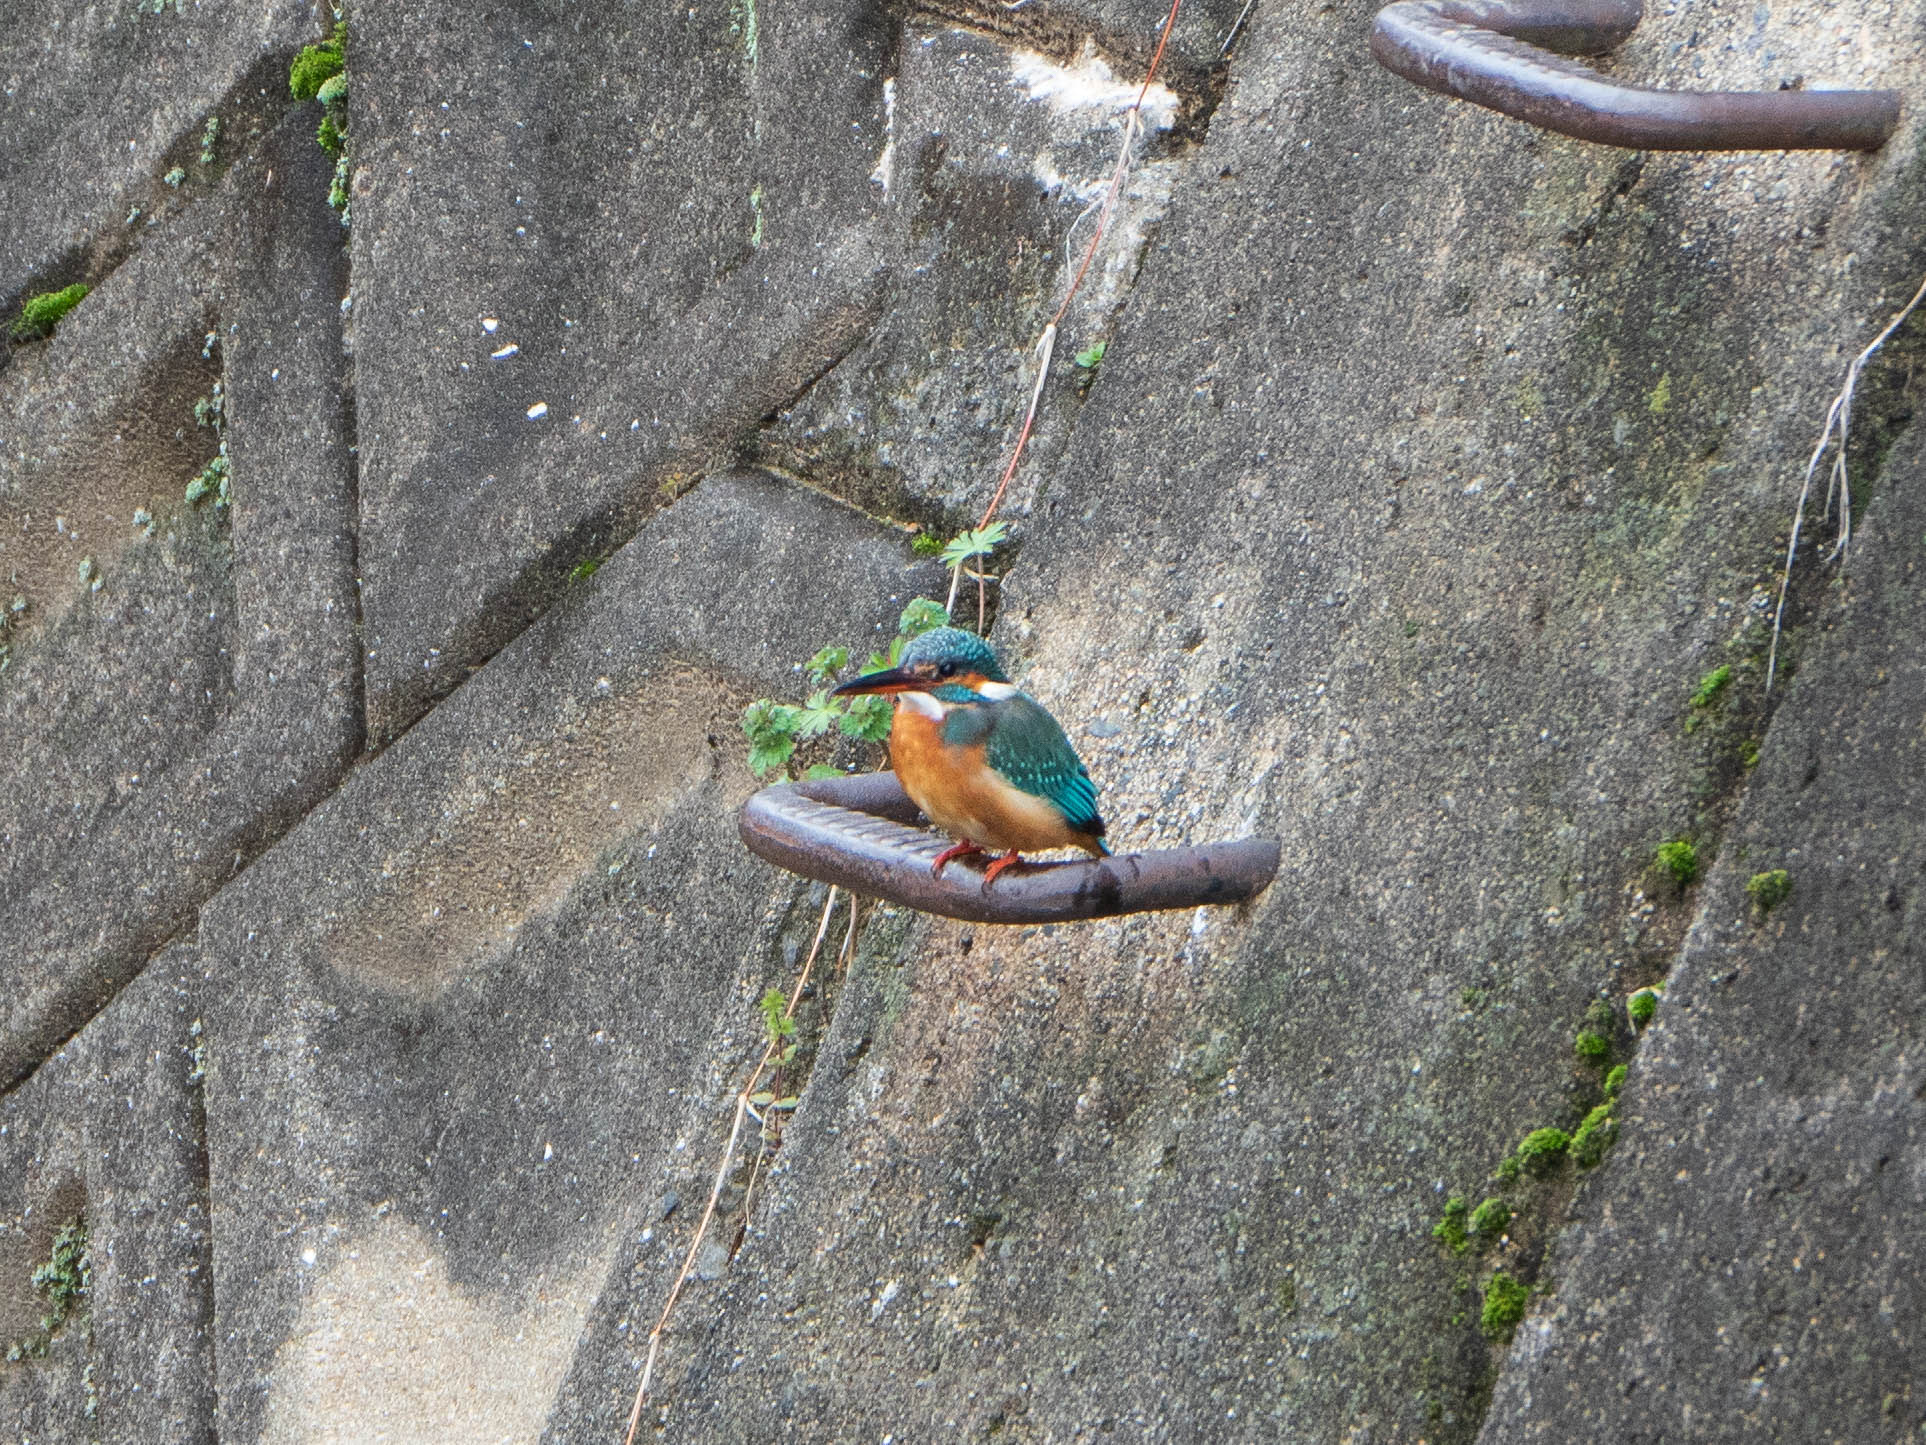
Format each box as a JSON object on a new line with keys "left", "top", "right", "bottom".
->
{"left": 4, "top": 1217, "right": 91, "bottom": 1361}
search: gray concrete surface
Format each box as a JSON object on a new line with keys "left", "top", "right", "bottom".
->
{"left": 2, "top": 0, "right": 1923, "bottom": 1439}
{"left": 1480, "top": 428, "right": 1926, "bottom": 1445}
{"left": 196, "top": 474, "right": 941, "bottom": 1442}
{"left": 0, "top": 946, "right": 215, "bottom": 1444}
{"left": 0, "top": 109, "right": 359, "bottom": 1094}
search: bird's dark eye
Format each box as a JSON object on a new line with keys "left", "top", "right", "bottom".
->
{"left": 939, "top": 659, "right": 958, "bottom": 677}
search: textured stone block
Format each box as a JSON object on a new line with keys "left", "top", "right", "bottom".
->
{"left": 1479, "top": 429, "right": 1926, "bottom": 1444}
{"left": 0, "top": 0, "right": 314, "bottom": 302}
{"left": 0, "top": 947, "right": 216, "bottom": 1445}
{"left": 197, "top": 472, "right": 940, "bottom": 1440}
{"left": 0, "top": 111, "right": 359, "bottom": 1090}
{"left": 347, "top": 0, "right": 898, "bottom": 742}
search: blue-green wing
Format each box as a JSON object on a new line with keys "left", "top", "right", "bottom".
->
{"left": 946, "top": 692, "right": 1105, "bottom": 836}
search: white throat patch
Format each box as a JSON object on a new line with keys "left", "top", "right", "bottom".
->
{"left": 895, "top": 690, "right": 947, "bottom": 720}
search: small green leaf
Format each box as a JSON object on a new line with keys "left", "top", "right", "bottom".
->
{"left": 804, "top": 645, "right": 849, "bottom": 684}
{"left": 748, "top": 736, "right": 794, "bottom": 777}
{"left": 743, "top": 699, "right": 802, "bottom": 743}
{"left": 838, "top": 694, "right": 893, "bottom": 742}
{"left": 866, "top": 634, "right": 907, "bottom": 673}
{"left": 938, "top": 521, "right": 1009, "bottom": 570}
{"left": 772, "top": 1096, "right": 800, "bottom": 1111}
{"left": 792, "top": 688, "right": 841, "bottom": 740}
{"left": 756, "top": 987, "right": 796, "bottom": 1043}
{"left": 743, "top": 700, "right": 802, "bottom": 777}
{"left": 749, "top": 1091, "right": 776, "bottom": 1107}
{"left": 743, "top": 696, "right": 814, "bottom": 777}
{"left": 911, "top": 532, "right": 944, "bottom": 557}
{"left": 898, "top": 598, "right": 949, "bottom": 638}
{"left": 803, "top": 764, "right": 844, "bottom": 780}
{"left": 1073, "top": 340, "right": 1107, "bottom": 369}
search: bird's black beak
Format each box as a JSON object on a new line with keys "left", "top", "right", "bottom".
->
{"left": 831, "top": 668, "right": 919, "bottom": 697}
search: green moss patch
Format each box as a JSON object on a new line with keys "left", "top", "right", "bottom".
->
{"left": 290, "top": 31, "right": 345, "bottom": 100}
{"left": 1480, "top": 1272, "right": 1530, "bottom": 1341}
{"left": 10, "top": 284, "right": 90, "bottom": 341}
{"left": 1654, "top": 838, "right": 1699, "bottom": 888}
{"left": 1468, "top": 1197, "right": 1511, "bottom": 1238}
{"left": 1570, "top": 1102, "right": 1618, "bottom": 1167}
{"left": 1746, "top": 868, "right": 1792, "bottom": 914}
{"left": 1689, "top": 663, "right": 1731, "bottom": 710}
{"left": 1513, "top": 1126, "right": 1570, "bottom": 1175}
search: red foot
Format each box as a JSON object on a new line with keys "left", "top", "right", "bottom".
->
{"left": 931, "top": 839, "right": 986, "bottom": 878}
{"left": 981, "top": 851, "right": 1026, "bottom": 888}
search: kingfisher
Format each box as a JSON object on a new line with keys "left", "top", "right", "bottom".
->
{"left": 832, "top": 626, "right": 1109, "bottom": 886}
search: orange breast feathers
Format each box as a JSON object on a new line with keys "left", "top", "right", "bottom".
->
{"left": 888, "top": 699, "right": 1091, "bottom": 856}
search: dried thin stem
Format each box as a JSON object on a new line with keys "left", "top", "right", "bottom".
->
{"left": 1767, "top": 271, "right": 1926, "bottom": 692}
{"left": 1219, "top": 0, "right": 1260, "bottom": 57}
{"left": 972, "top": 0, "right": 1183, "bottom": 538}
{"left": 624, "top": 886, "right": 843, "bottom": 1444}
{"left": 735, "top": 897, "right": 860, "bottom": 1239}
{"left": 837, "top": 883, "right": 859, "bottom": 972}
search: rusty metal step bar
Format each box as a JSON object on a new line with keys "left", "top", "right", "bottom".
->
{"left": 740, "top": 771, "right": 1280, "bottom": 925}
{"left": 1371, "top": 0, "right": 1900, "bottom": 150}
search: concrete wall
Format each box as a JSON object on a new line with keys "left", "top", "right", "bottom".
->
{"left": 2, "top": 0, "right": 1921, "bottom": 1439}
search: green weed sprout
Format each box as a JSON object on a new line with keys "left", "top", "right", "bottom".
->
{"left": 740, "top": 601, "right": 950, "bottom": 778}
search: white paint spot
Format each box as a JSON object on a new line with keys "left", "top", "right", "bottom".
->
{"left": 1009, "top": 47, "right": 1179, "bottom": 132}
{"left": 525, "top": 402, "right": 548, "bottom": 420}
{"left": 490, "top": 343, "right": 519, "bottom": 359}
{"left": 870, "top": 77, "right": 897, "bottom": 196}
{"left": 481, "top": 317, "right": 500, "bottom": 333}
